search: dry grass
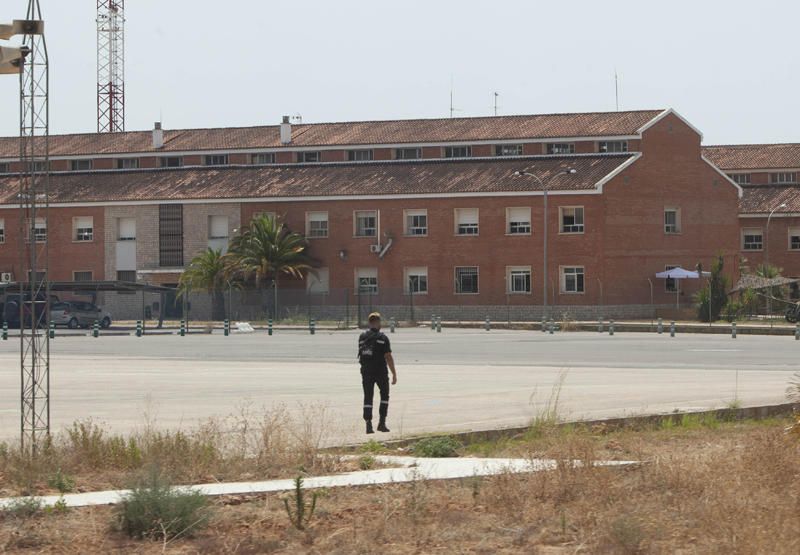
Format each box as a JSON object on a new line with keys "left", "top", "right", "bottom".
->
{"left": 1, "top": 418, "right": 798, "bottom": 553}
{"left": 0, "top": 403, "right": 350, "bottom": 498}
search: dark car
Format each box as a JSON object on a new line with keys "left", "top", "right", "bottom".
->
{"left": 0, "top": 292, "right": 59, "bottom": 328}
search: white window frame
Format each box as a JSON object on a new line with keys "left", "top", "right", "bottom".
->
{"left": 117, "top": 217, "right": 136, "bottom": 241}
{"left": 742, "top": 228, "right": 763, "bottom": 251}
{"left": 729, "top": 173, "right": 751, "bottom": 185}
{"left": 348, "top": 149, "right": 374, "bottom": 161}
{"left": 664, "top": 208, "right": 681, "bottom": 234}
{"left": 546, "top": 143, "right": 575, "bottom": 155}
{"left": 404, "top": 209, "right": 428, "bottom": 237}
{"left": 354, "top": 210, "right": 378, "bottom": 238}
{"left": 208, "top": 215, "right": 230, "bottom": 240}
{"left": 71, "top": 159, "right": 93, "bottom": 171}
{"left": 305, "top": 211, "right": 329, "bottom": 239}
{"left": 395, "top": 148, "right": 421, "bottom": 160}
{"left": 495, "top": 144, "right": 523, "bottom": 156}
{"left": 306, "top": 267, "right": 330, "bottom": 294}
{"left": 559, "top": 206, "right": 585, "bottom": 234}
{"left": 507, "top": 266, "right": 532, "bottom": 294}
{"left": 117, "top": 158, "right": 140, "bottom": 169}
{"left": 598, "top": 141, "right": 628, "bottom": 153}
{"left": 789, "top": 228, "right": 800, "bottom": 251}
{"left": 506, "top": 207, "right": 531, "bottom": 235}
{"left": 454, "top": 208, "right": 479, "bottom": 236}
{"left": 404, "top": 266, "right": 428, "bottom": 295}
{"left": 298, "top": 151, "right": 321, "bottom": 163}
{"left": 770, "top": 172, "right": 797, "bottom": 184}
{"left": 27, "top": 217, "right": 46, "bottom": 243}
{"left": 251, "top": 152, "right": 275, "bottom": 165}
{"left": 444, "top": 146, "right": 471, "bottom": 158}
{"left": 454, "top": 266, "right": 479, "bottom": 295}
{"left": 355, "top": 267, "right": 378, "bottom": 295}
{"left": 73, "top": 216, "right": 94, "bottom": 242}
{"left": 160, "top": 156, "right": 183, "bottom": 168}
{"left": 560, "top": 266, "right": 585, "bottom": 294}
{"left": 204, "top": 154, "right": 229, "bottom": 166}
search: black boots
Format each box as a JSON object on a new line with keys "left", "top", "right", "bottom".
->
{"left": 377, "top": 418, "right": 390, "bottom": 433}
{"left": 366, "top": 421, "right": 374, "bottom": 434}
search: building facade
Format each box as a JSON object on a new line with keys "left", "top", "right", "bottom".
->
{"left": 0, "top": 109, "right": 743, "bottom": 320}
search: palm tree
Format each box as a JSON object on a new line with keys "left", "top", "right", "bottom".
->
{"left": 224, "top": 214, "right": 314, "bottom": 320}
{"left": 178, "top": 247, "right": 228, "bottom": 321}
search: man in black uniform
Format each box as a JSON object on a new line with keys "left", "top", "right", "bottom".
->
{"left": 358, "top": 312, "right": 397, "bottom": 434}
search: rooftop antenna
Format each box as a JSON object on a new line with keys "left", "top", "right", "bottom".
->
{"left": 493, "top": 91, "right": 500, "bottom": 116}
{"left": 449, "top": 76, "right": 462, "bottom": 118}
{"left": 96, "top": 1, "right": 125, "bottom": 132}
{"left": 614, "top": 68, "right": 620, "bottom": 111}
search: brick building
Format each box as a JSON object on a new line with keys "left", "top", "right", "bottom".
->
{"left": 0, "top": 109, "right": 743, "bottom": 320}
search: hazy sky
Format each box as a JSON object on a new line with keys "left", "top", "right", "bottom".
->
{"left": 0, "top": 0, "right": 797, "bottom": 145}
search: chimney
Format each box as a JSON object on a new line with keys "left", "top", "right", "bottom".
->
{"left": 280, "top": 115, "right": 292, "bottom": 144}
{"left": 152, "top": 122, "right": 164, "bottom": 149}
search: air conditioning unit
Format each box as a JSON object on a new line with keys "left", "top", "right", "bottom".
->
{"left": 369, "top": 244, "right": 382, "bottom": 254}
{"left": 0, "top": 272, "right": 13, "bottom": 283}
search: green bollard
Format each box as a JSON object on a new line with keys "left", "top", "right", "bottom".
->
{"left": 436, "top": 317, "right": 442, "bottom": 333}
{"left": 598, "top": 318, "right": 603, "bottom": 333}
{"left": 49, "top": 321, "right": 55, "bottom": 339}
{"left": 795, "top": 324, "right": 799, "bottom": 341}
{"left": 390, "top": 317, "right": 396, "bottom": 333}
{"left": 310, "top": 318, "right": 316, "bottom": 335}
{"left": 93, "top": 320, "right": 99, "bottom": 338}
{"left": 670, "top": 321, "right": 676, "bottom": 338}
{"left": 2, "top": 321, "right": 7, "bottom": 340}
{"left": 609, "top": 319, "right": 615, "bottom": 336}
{"left": 731, "top": 322, "right": 737, "bottom": 339}
{"left": 268, "top": 318, "right": 273, "bottom": 336}
{"left": 223, "top": 319, "right": 229, "bottom": 337}
{"left": 548, "top": 320, "right": 554, "bottom": 335}
{"left": 657, "top": 318, "right": 663, "bottom": 334}
{"left": 136, "top": 320, "right": 142, "bottom": 337}
{"left": 180, "top": 320, "right": 185, "bottom": 337}
{"left": 485, "top": 316, "right": 490, "bottom": 331}
{"left": 431, "top": 316, "right": 436, "bottom": 331}
{"left": 541, "top": 318, "right": 547, "bottom": 333}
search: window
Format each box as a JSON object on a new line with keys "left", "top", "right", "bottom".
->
{"left": 770, "top": 172, "right": 797, "bottom": 184}
{"left": 26, "top": 217, "right": 46, "bottom": 242}
{"left": 395, "top": 148, "right": 421, "bottom": 160}
{"left": 71, "top": 159, "right": 92, "bottom": 171}
{"left": 495, "top": 144, "right": 523, "bottom": 156}
{"left": 73, "top": 271, "right": 93, "bottom": 282}
{"left": 208, "top": 215, "right": 229, "bottom": 252}
{"left": 117, "top": 270, "right": 137, "bottom": 282}
{"left": 348, "top": 149, "right": 374, "bottom": 161}
{"left": 664, "top": 265, "right": 678, "bottom": 292}
{"left": 117, "top": 158, "right": 140, "bottom": 169}
{"left": 561, "top": 266, "right": 585, "bottom": 294}
{"left": 455, "top": 266, "right": 479, "bottom": 294}
{"left": 790, "top": 228, "right": 800, "bottom": 251}
{"left": 297, "top": 151, "right": 320, "bottom": 163}
{"left": 160, "top": 156, "right": 183, "bottom": 168}
{"left": 729, "top": 173, "right": 750, "bottom": 185}
{"left": 159, "top": 204, "right": 184, "bottom": 267}
{"left": 30, "top": 160, "right": 48, "bottom": 172}
{"left": 455, "top": 208, "right": 479, "bottom": 235}
{"left": 405, "top": 266, "right": 428, "bottom": 294}
{"left": 444, "top": 146, "right": 471, "bottom": 158}
{"left": 73, "top": 216, "right": 94, "bottom": 242}
{"left": 307, "top": 268, "right": 330, "bottom": 294}
{"left": 742, "top": 228, "right": 763, "bottom": 251}
{"left": 0, "top": 218, "right": 4, "bottom": 243}
{"left": 546, "top": 143, "right": 575, "bottom": 155}
{"left": 118, "top": 217, "right": 136, "bottom": 241}
{"left": 354, "top": 210, "right": 377, "bottom": 237}
{"left": 204, "top": 154, "right": 229, "bottom": 166}
{"left": 664, "top": 208, "right": 681, "bottom": 234}
{"left": 598, "top": 141, "right": 628, "bottom": 153}
{"left": 404, "top": 209, "right": 428, "bottom": 236}
{"left": 506, "top": 207, "right": 531, "bottom": 235}
{"left": 251, "top": 153, "right": 275, "bottom": 165}
{"left": 356, "top": 267, "right": 378, "bottom": 295}
{"left": 560, "top": 206, "right": 584, "bottom": 233}
{"left": 306, "top": 211, "right": 329, "bottom": 238}
{"left": 0, "top": 162, "right": 9, "bottom": 173}
{"left": 507, "top": 266, "right": 531, "bottom": 294}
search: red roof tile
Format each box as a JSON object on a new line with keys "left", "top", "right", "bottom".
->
{"left": 703, "top": 144, "right": 800, "bottom": 170}
{"left": 739, "top": 185, "right": 800, "bottom": 214}
{"left": 0, "top": 155, "right": 634, "bottom": 205}
{"left": 0, "top": 110, "right": 663, "bottom": 158}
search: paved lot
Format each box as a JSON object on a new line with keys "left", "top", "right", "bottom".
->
{"left": 0, "top": 328, "right": 796, "bottom": 443}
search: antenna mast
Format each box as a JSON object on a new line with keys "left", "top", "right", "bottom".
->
{"left": 493, "top": 92, "right": 499, "bottom": 116}
{"left": 97, "top": 0, "right": 125, "bottom": 132}
{"left": 614, "top": 69, "right": 619, "bottom": 111}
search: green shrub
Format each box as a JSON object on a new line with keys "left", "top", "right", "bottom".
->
{"left": 115, "top": 469, "right": 210, "bottom": 541}
{"left": 283, "top": 476, "right": 318, "bottom": 531}
{"left": 47, "top": 469, "right": 75, "bottom": 493}
{"left": 2, "top": 496, "right": 43, "bottom": 519}
{"left": 358, "top": 455, "right": 375, "bottom": 470}
{"left": 411, "top": 436, "right": 461, "bottom": 458}
{"left": 358, "top": 439, "right": 383, "bottom": 454}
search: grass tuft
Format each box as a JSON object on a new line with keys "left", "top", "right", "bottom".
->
{"left": 411, "top": 436, "right": 461, "bottom": 458}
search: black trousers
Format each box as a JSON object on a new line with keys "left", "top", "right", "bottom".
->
{"left": 361, "top": 369, "right": 389, "bottom": 421}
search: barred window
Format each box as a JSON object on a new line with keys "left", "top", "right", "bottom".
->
{"left": 455, "top": 266, "right": 479, "bottom": 294}
{"left": 73, "top": 271, "right": 93, "bottom": 282}
{"left": 159, "top": 204, "right": 184, "bottom": 267}
{"left": 507, "top": 267, "right": 531, "bottom": 294}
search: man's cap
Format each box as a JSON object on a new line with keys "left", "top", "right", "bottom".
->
{"left": 368, "top": 312, "right": 381, "bottom": 321}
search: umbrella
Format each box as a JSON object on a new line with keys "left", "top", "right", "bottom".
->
{"left": 655, "top": 267, "right": 700, "bottom": 308}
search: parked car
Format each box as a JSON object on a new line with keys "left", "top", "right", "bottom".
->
{"left": 1, "top": 292, "right": 59, "bottom": 328}
{"left": 51, "top": 301, "right": 112, "bottom": 329}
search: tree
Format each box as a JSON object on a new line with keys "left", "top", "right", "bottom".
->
{"left": 696, "top": 255, "right": 730, "bottom": 322}
{"left": 224, "top": 214, "right": 314, "bottom": 320}
{"left": 756, "top": 263, "right": 785, "bottom": 315}
{"left": 178, "top": 248, "right": 228, "bottom": 321}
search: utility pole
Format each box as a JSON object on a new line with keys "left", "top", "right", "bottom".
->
{"left": 97, "top": 1, "right": 125, "bottom": 132}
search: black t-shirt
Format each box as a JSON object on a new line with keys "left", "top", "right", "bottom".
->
{"left": 358, "top": 328, "right": 391, "bottom": 373}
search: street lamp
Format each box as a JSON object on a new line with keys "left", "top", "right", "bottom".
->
{"left": 765, "top": 201, "right": 788, "bottom": 317}
{"left": 513, "top": 167, "right": 577, "bottom": 320}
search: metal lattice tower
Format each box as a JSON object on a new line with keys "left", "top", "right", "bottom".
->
{"left": 97, "top": 0, "right": 124, "bottom": 132}
{"left": 18, "top": 0, "right": 49, "bottom": 455}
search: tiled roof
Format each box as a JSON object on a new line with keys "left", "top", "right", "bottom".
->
{"left": 739, "top": 185, "right": 800, "bottom": 214}
{"left": 703, "top": 144, "right": 800, "bottom": 170}
{"left": 0, "top": 155, "right": 634, "bottom": 205}
{"left": 0, "top": 110, "right": 663, "bottom": 158}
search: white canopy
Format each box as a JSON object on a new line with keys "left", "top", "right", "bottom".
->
{"left": 655, "top": 267, "right": 699, "bottom": 279}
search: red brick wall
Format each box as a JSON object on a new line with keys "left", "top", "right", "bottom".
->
{"left": 739, "top": 215, "right": 800, "bottom": 277}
